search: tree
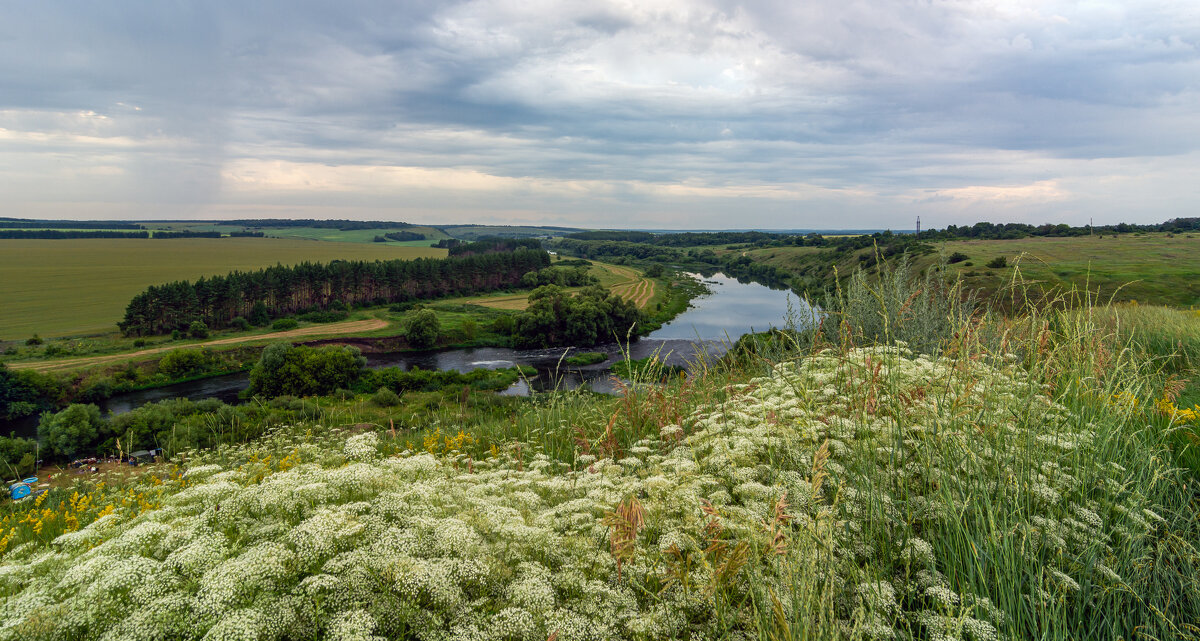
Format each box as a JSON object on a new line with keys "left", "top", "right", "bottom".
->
{"left": 512, "top": 285, "right": 641, "bottom": 348}
{"left": 247, "top": 343, "right": 367, "bottom": 398}
{"left": 188, "top": 320, "right": 209, "bottom": 339}
{"left": 405, "top": 309, "right": 441, "bottom": 349}
{"left": 643, "top": 264, "right": 665, "bottom": 278}
{"left": 249, "top": 301, "right": 271, "bottom": 326}
{"left": 38, "top": 403, "right": 104, "bottom": 457}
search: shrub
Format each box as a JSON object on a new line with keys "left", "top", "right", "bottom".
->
{"left": 171, "top": 329, "right": 183, "bottom": 340}
{"left": 643, "top": 263, "right": 665, "bottom": 278}
{"left": 159, "top": 349, "right": 213, "bottom": 378}
{"left": 132, "top": 338, "right": 147, "bottom": 348}
{"left": 37, "top": 403, "right": 104, "bottom": 457}
{"left": 405, "top": 309, "right": 441, "bottom": 349}
{"left": 297, "top": 310, "right": 348, "bottom": 323}
{"left": 371, "top": 387, "right": 401, "bottom": 407}
{"left": 947, "top": 251, "right": 970, "bottom": 264}
{"left": 188, "top": 320, "right": 209, "bottom": 339}
{"left": 25, "top": 334, "right": 42, "bottom": 346}
{"left": 564, "top": 351, "right": 608, "bottom": 366}
{"left": 0, "top": 434, "right": 36, "bottom": 476}
{"left": 272, "top": 318, "right": 299, "bottom": 331}
{"left": 986, "top": 255, "right": 1008, "bottom": 268}
{"left": 229, "top": 316, "right": 250, "bottom": 331}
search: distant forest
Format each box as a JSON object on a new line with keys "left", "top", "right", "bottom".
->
{"left": 0, "top": 230, "right": 150, "bottom": 239}
{"left": 0, "top": 230, "right": 265, "bottom": 239}
{"left": 227, "top": 219, "right": 416, "bottom": 231}
{"left": 118, "top": 247, "right": 550, "bottom": 336}
{"left": 0, "top": 218, "right": 143, "bottom": 230}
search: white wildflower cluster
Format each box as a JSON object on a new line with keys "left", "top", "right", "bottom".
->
{"left": 343, "top": 432, "right": 380, "bottom": 461}
{"left": 0, "top": 347, "right": 1176, "bottom": 640}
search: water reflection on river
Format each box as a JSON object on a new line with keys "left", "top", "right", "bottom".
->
{"left": 5, "top": 273, "right": 811, "bottom": 436}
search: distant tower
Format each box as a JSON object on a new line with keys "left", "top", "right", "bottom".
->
{"left": 916, "top": 216, "right": 921, "bottom": 237}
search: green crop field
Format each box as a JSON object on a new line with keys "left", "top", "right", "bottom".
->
{"left": 0, "top": 238, "right": 446, "bottom": 339}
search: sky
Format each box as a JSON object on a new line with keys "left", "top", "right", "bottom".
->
{"left": 1, "top": 1, "right": 1198, "bottom": 230}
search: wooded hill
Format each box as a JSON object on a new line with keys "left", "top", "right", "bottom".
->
{"left": 118, "top": 248, "right": 550, "bottom": 336}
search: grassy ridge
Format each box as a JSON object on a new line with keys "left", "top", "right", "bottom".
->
{"left": 0, "top": 239, "right": 445, "bottom": 339}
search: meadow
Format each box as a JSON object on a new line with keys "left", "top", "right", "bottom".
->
{"left": 735, "top": 232, "right": 1200, "bottom": 308}
{"left": 0, "top": 238, "right": 445, "bottom": 339}
{"left": 1, "top": 267, "right": 1198, "bottom": 640}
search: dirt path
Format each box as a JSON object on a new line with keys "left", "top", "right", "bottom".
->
{"left": 9, "top": 318, "right": 390, "bottom": 373}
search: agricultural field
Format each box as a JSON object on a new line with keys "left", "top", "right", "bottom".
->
{"left": 145, "top": 222, "right": 452, "bottom": 246}
{"left": 440, "top": 224, "right": 581, "bottom": 240}
{"left": 455, "top": 261, "right": 659, "bottom": 312}
{"left": 0, "top": 238, "right": 445, "bottom": 339}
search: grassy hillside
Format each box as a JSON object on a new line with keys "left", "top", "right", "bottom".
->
{"left": 2, "top": 286, "right": 1198, "bottom": 639}
{"left": 734, "top": 232, "right": 1200, "bottom": 308}
{"left": 0, "top": 239, "right": 445, "bottom": 339}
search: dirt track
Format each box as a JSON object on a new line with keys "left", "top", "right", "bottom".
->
{"left": 9, "top": 318, "right": 390, "bottom": 373}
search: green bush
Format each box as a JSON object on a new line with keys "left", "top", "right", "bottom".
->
{"left": 188, "top": 320, "right": 209, "bottom": 339}
{"left": 405, "top": 309, "right": 441, "bottom": 349}
{"left": 297, "top": 310, "right": 348, "bottom": 323}
{"left": 229, "top": 316, "right": 250, "bottom": 331}
{"left": 158, "top": 349, "right": 213, "bottom": 378}
{"left": 0, "top": 434, "right": 37, "bottom": 476}
{"left": 272, "top": 318, "right": 299, "bottom": 331}
{"left": 987, "top": 255, "right": 1008, "bottom": 268}
{"left": 37, "top": 403, "right": 104, "bottom": 457}
{"left": 564, "top": 351, "right": 608, "bottom": 366}
{"left": 947, "top": 251, "right": 970, "bottom": 264}
{"left": 25, "top": 334, "right": 42, "bottom": 346}
{"left": 371, "top": 387, "right": 401, "bottom": 407}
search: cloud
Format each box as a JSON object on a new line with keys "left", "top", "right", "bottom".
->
{"left": 0, "top": 0, "right": 1197, "bottom": 227}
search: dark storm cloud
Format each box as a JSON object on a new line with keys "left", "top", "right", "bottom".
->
{"left": 1, "top": 0, "right": 1197, "bottom": 227}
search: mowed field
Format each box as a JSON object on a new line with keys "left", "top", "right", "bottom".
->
{"left": 456, "top": 262, "right": 657, "bottom": 311}
{"left": 0, "top": 238, "right": 446, "bottom": 339}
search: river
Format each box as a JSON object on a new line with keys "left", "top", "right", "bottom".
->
{"left": 4, "top": 273, "right": 812, "bottom": 437}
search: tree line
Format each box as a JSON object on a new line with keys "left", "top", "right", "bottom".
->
{"left": 0, "top": 230, "right": 150, "bottom": 239}
{"left": 0, "top": 218, "right": 144, "bottom": 230}
{"left": 374, "top": 231, "right": 426, "bottom": 242}
{"left": 227, "top": 218, "right": 416, "bottom": 231}
{"left": 0, "top": 229, "right": 265, "bottom": 239}
{"left": 118, "top": 248, "right": 551, "bottom": 336}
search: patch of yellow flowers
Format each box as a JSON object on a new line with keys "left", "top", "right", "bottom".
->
{"left": 1156, "top": 397, "right": 1200, "bottom": 423}
{"left": 416, "top": 427, "right": 476, "bottom": 456}
{"left": 0, "top": 469, "right": 186, "bottom": 556}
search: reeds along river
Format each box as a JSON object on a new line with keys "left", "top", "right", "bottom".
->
{"left": 5, "top": 273, "right": 812, "bottom": 436}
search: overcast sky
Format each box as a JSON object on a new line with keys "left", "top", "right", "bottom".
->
{"left": 1, "top": 1, "right": 1197, "bottom": 230}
